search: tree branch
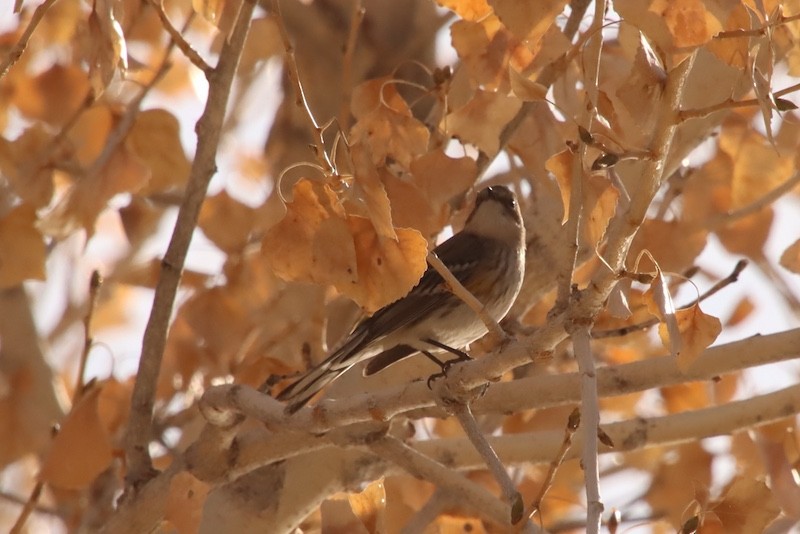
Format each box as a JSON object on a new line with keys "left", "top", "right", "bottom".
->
{"left": 123, "top": 0, "right": 257, "bottom": 491}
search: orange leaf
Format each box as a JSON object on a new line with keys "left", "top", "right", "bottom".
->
{"left": 263, "top": 180, "right": 427, "bottom": 311}
{"left": 263, "top": 179, "right": 358, "bottom": 289}
{"left": 703, "top": 476, "right": 780, "bottom": 534}
{"left": 0, "top": 204, "right": 46, "bottom": 289}
{"left": 347, "top": 478, "right": 387, "bottom": 533}
{"left": 12, "top": 64, "right": 90, "bottom": 126}
{"left": 127, "top": 109, "right": 190, "bottom": 195}
{"left": 39, "top": 385, "right": 113, "bottom": 490}
{"left": 39, "top": 145, "right": 150, "bottom": 237}
{"left": 435, "top": 0, "right": 492, "bottom": 20}
{"left": 658, "top": 304, "right": 722, "bottom": 372}
{"left": 199, "top": 190, "right": 258, "bottom": 254}
{"left": 0, "top": 126, "right": 55, "bottom": 207}
{"left": 628, "top": 219, "right": 708, "bottom": 273}
{"left": 779, "top": 238, "right": 800, "bottom": 274}
{"left": 346, "top": 215, "right": 428, "bottom": 312}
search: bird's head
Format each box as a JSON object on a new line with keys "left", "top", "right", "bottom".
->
{"left": 463, "top": 185, "right": 524, "bottom": 245}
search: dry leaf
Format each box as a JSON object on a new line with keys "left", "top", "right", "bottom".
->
{"left": 0, "top": 204, "right": 46, "bottom": 289}
{"left": 646, "top": 442, "right": 713, "bottom": 527}
{"left": 199, "top": 190, "right": 257, "bottom": 254}
{"left": 726, "top": 297, "right": 755, "bottom": 326}
{"left": 12, "top": 64, "right": 90, "bottom": 126}
{"left": 445, "top": 89, "right": 522, "bottom": 155}
{"left": 68, "top": 104, "right": 115, "bottom": 167}
{"left": 263, "top": 180, "right": 427, "bottom": 312}
{"left": 645, "top": 267, "right": 681, "bottom": 360}
{"left": 87, "top": 0, "right": 128, "bottom": 94}
{"left": 347, "top": 478, "right": 386, "bottom": 533}
{"left": 489, "top": 0, "right": 565, "bottom": 43}
{"left": 350, "top": 78, "right": 429, "bottom": 169}
{"left": 716, "top": 208, "right": 774, "bottom": 258}
{"left": 351, "top": 142, "right": 396, "bottom": 240}
{"left": 628, "top": 219, "right": 708, "bottom": 274}
{"left": 701, "top": 476, "right": 781, "bottom": 534}
{"left": 263, "top": 179, "right": 359, "bottom": 289}
{"left": 719, "top": 124, "right": 794, "bottom": 210}
{"left": 127, "top": 109, "right": 190, "bottom": 195}
{"left": 658, "top": 304, "right": 722, "bottom": 372}
{"left": 544, "top": 148, "right": 573, "bottom": 224}
{"left": 345, "top": 215, "right": 428, "bottom": 312}
{"left": 435, "top": 0, "right": 491, "bottom": 20}
{"left": 39, "top": 145, "right": 150, "bottom": 237}
{"left": 581, "top": 173, "right": 619, "bottom": 249}
{"left": 779, "top": 238, "right": 800, "bottom": 273}
{"left": 0, "top": 125, "right": 55, "bottom": 207}
{"left": 39, "top": 385, "right": 113, "bottom": 490}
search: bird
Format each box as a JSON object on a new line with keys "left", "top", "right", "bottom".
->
{"left": 276, "top": 185, "right": 526, "bottom": 414}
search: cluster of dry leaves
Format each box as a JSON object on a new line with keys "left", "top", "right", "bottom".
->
{"left": 1, "top": 0, "right": 800, "bottom": 532}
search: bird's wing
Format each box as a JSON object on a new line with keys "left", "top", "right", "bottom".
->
{"left": 352, "top": 231, "right": 485, "bottom": 343}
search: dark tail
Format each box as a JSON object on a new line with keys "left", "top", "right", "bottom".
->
{"left": 276, "top": 361, "right": 342, "bottom": 415}
{"left": 276, "top": 329, "right": 370, "bottom": 414}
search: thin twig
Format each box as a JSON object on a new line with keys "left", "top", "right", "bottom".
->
{"left": 368, "top": 435, "right": 515, "bottom": 527}
{"left": 74, "top": 270, "right": 103, "bottom": 403}
{"left": 679, "top": 81, "right": 800, "bottom": 121}
{"left": 87, "top": 50, "right": 174, "bottom": 178}
{"left": 146, "top": 0, "right": 210, "bottom": 74}
{"left": 272, "top": 0, "right": 335, "bottom": 174}
{"left": 426, "top": 250, "right": 506, "bottom": 342}
{"left": 338, "top": 0, "right": 365, "bottom": 132}
{"left": 451, "top": 402, "right": 524, "bottom": 524}
{"left": 401, "top": 489, "right": 451, "bottom": 534}
{"left": 9, "top": 481, "right": 44, "bottom": 534}
{"left": 712, "top": 171, "right": 800, "bottom": 227}
{"left": 592, "top": 259, "right": 748, "bottom": 339}
{"left": 519, "top": 408, "right": 580, "bottom": 529}
{"left": 714, "top": 12, "right": 800, "bottom": 39}
{"left": 123, "top": 0, "right": 256, "bottom": 492}
{"left": 0, "top": 0, "right": 58, "bottom": 79}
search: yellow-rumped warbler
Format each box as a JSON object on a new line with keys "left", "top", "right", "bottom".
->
{"left": 277, "top": 185, "right": 526, "bottom": 414}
